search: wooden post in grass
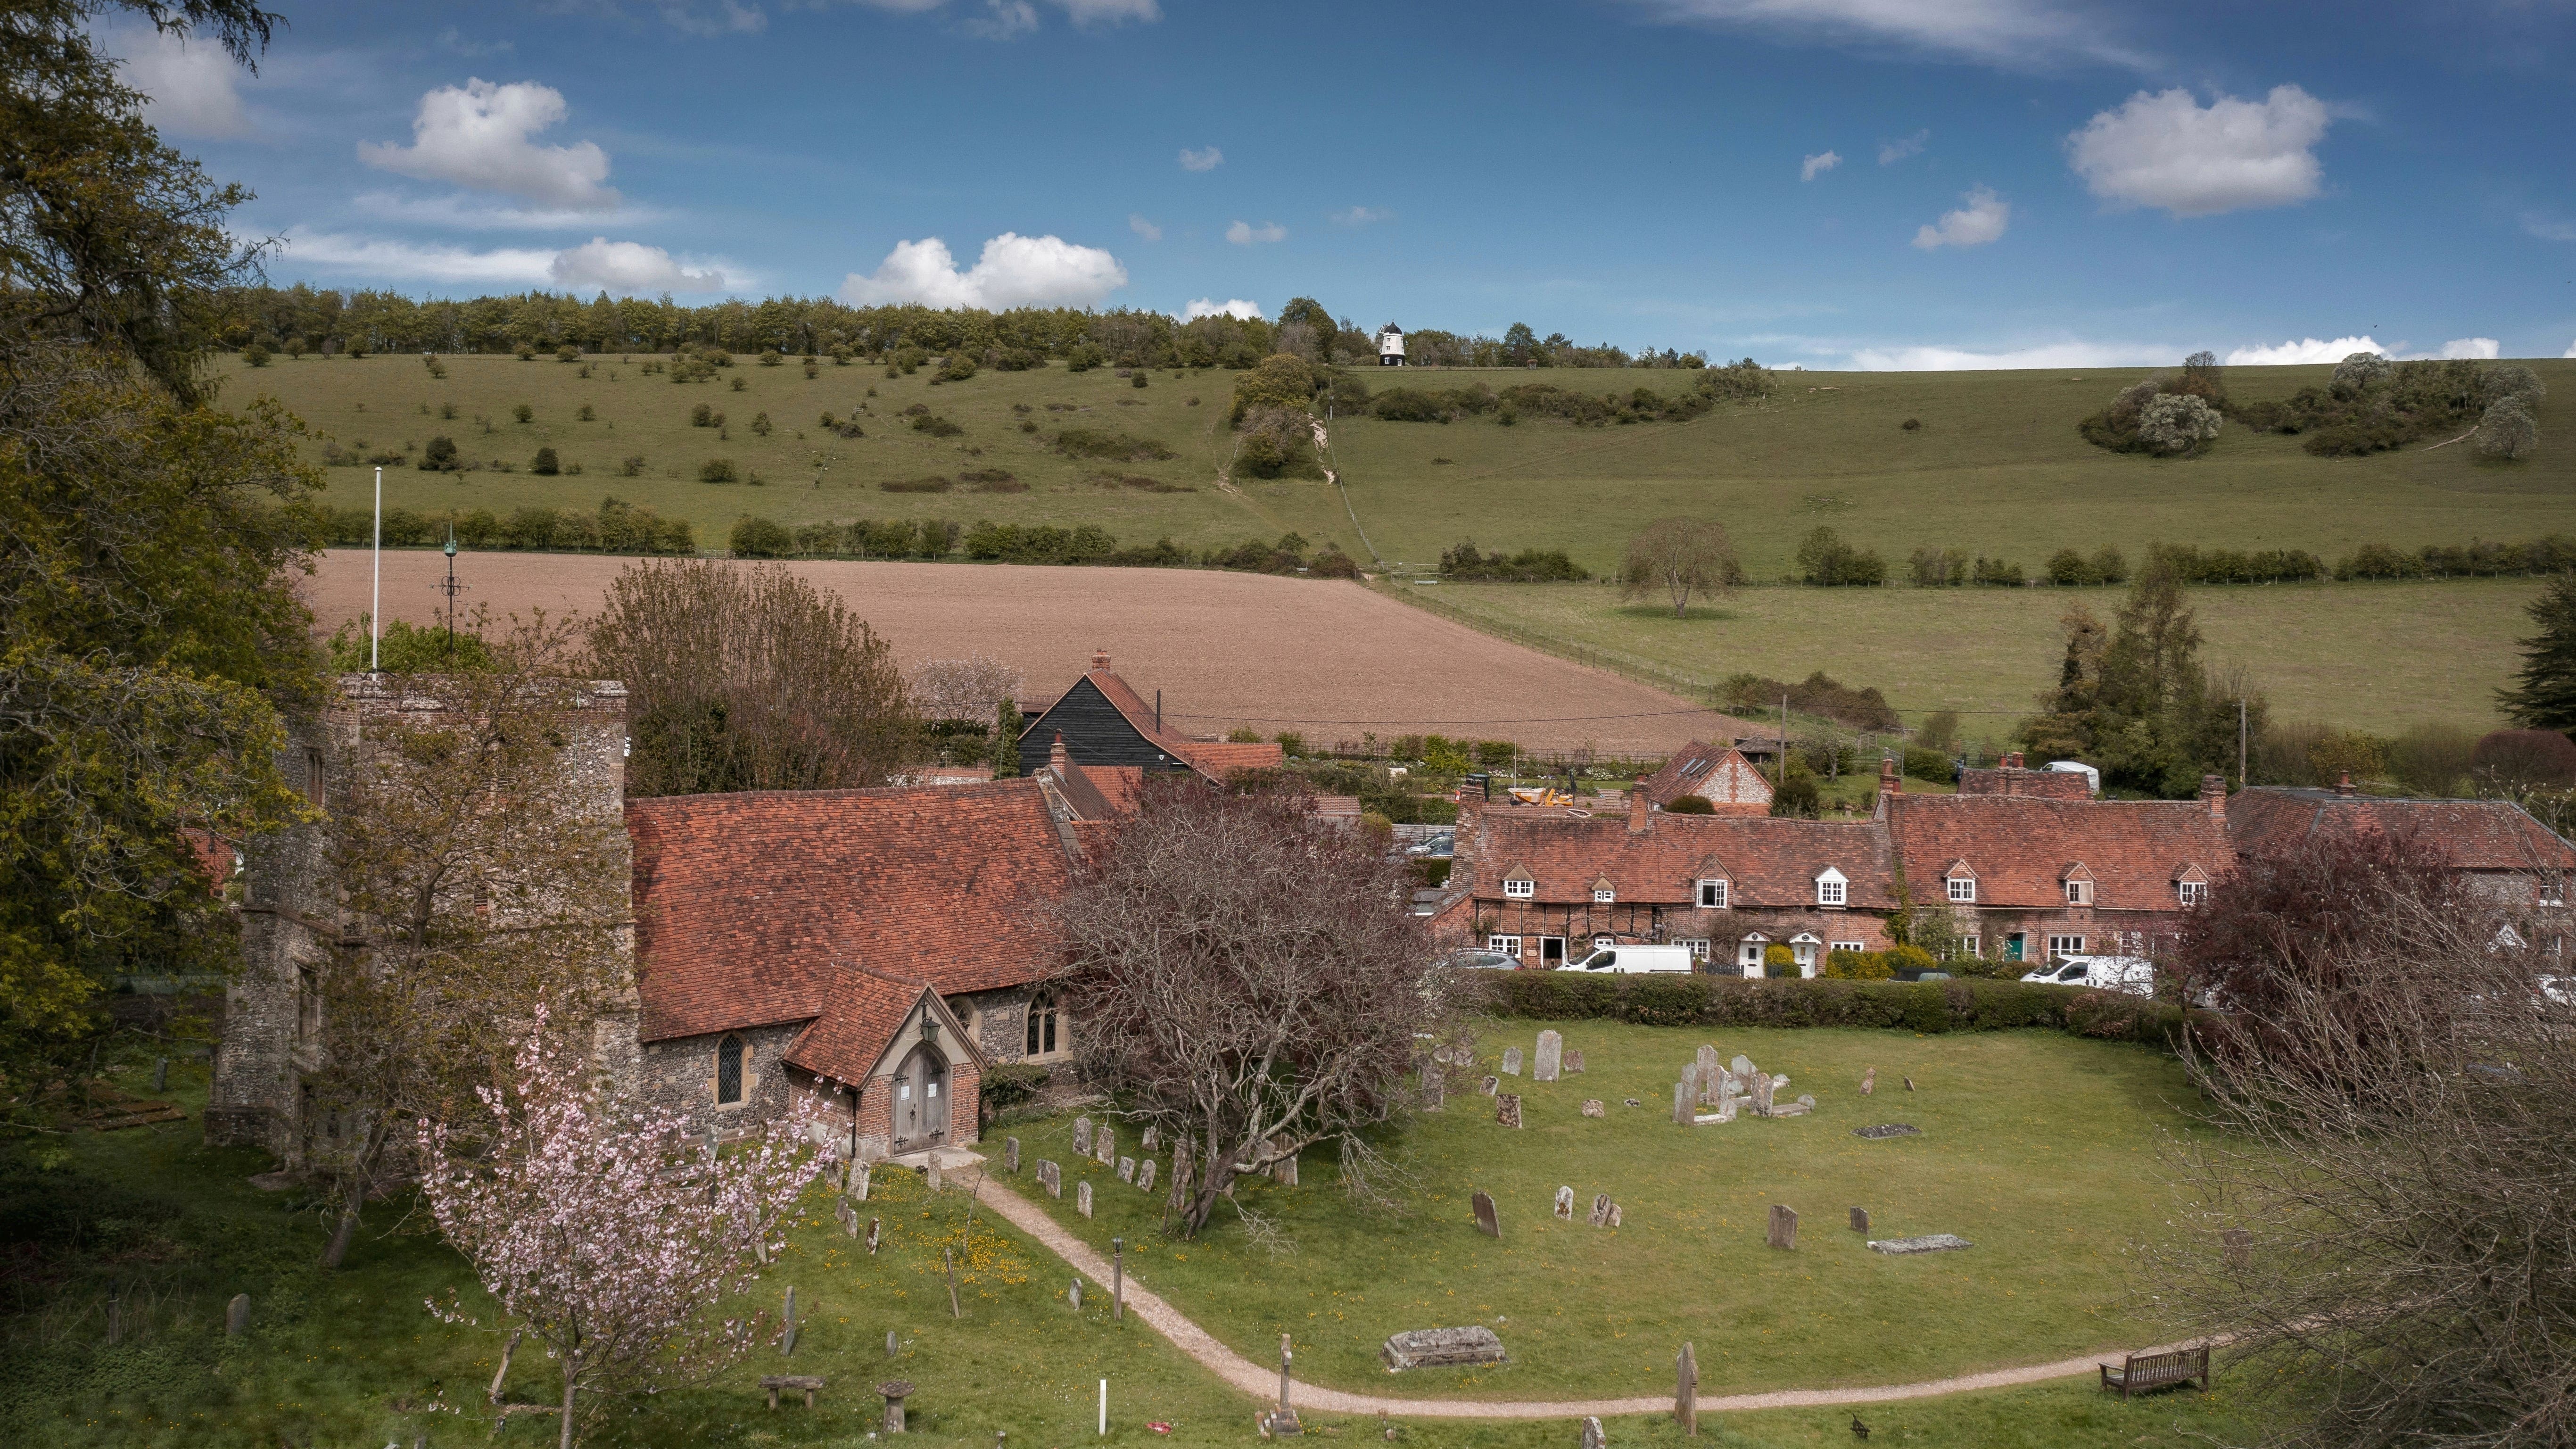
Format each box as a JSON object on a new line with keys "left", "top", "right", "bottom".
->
{"left": 944, "top": 1247, "right": 963, "bottom": 1318}
{"left": 1112, "top": 1238, "right": 1125, "bottom": 1322}
{"left": 1675, "top": 1341, "right": 1699, "bottom": 1435}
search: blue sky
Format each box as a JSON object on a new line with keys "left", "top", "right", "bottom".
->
{"left": 113, "top": 0, "right": 2576, "bottom": 368}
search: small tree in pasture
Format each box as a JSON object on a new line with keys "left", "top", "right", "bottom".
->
{"left": 1620, "top": 517, "right": 1741, "bottom": 618}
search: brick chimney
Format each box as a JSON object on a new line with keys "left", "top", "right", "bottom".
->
{"left": 2002, "top": 751, "right": 2025, "bottom": 770}
{"left": 1090, "top": 649, "right": 1110, "bottom": 671}
{"left": 1628, "top": 786, "right": 1651, "bottom": 834}
{"left": 1880, "top": 755, "right": 1901, "bottom": 795}
{"left": 2200, "top": 773, "right": 2227, "bottom": 822}
{"left": 2335, "top": 771, "right": 2356, "bottom": 798}
{"left": 1050, "top": 732, "right": 1070, "bottom": 778}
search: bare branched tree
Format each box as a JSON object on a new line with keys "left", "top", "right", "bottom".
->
{"left": 1054, "top": 781, "right": 1440, "bottom": 1239}
{"left": 2153, "top": 838, "right": 2576, "bottom": 1448}
{"left": 1620, "top": 517, "right": 1742, "bottom": 619}
{"left": 907, "top": 654, "right": 1022, "bottom": 727}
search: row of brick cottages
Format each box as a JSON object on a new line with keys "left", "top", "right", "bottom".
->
{"left": 209, "top": 654, "right": 1287, "bottom": 1167}
{"left": 1428, "top": 744, "right": 2576, "bottom": 974}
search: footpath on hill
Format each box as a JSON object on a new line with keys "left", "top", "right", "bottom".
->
{"left": 966, "top": 1170, "right": 2180, "bottom": 1419}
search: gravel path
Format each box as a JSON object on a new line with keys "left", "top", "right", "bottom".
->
{"left": 970, "top": 1171, "right": 2175, "bottom": 1421}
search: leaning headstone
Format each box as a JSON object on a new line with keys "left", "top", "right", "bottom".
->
{"left": 1554, "top": 1186, "right": 1576, "bottom": 1220}
{"left": 1579, "top": 1099, "right": 1605, "bottom": 1118}
{"left": 1671, "top": 1081, "right": 1692, "bottom": 1125}
{"left": 1581, "top": 1416, "right": 1607, "bottom": 1449}
{"left": 1563, "top": 1049, "right": 1585, "bottom": 1075}
{"left": 852, "top": 1161, "right": 873, "bottom": 1201}
{"left": 866, "top": 1217, "right": 882, "bottom": 1254}
{"left": 1471, "top": 1190, "right": 1500, "bottom": 1238}
{"left": 1868, "top": 1234, "right": 1973, "bottom": 1255}
{"left": 2222, "top": 1228, "right": 2252, "bottom": 1270}
{"left": 1038, "top": 1159, "right": 1061, "bottom": 1198}
{"left": 1381, "top": 1326, "right": 1507, "bottom": 1371}
{"left": 1849, "top": 1207, "right": 1870, "bottom": 1234}
{"left": 1767, "top": 1204, "right": 1798, "bottom": 1250}
{"left": 782, "top": 1284, "right": 799, "bottom": 1356}
{"left": 1533, "top": 1030, "right": 1563, "bottom": 1082}
{"left": 1073, "top": 1116, "right": 1092, "bottom": 1156}
{"left": 925, "top": 1158, "right": 943, "bottom": 1193}
{"left": 225, "top": 1293, "right": 249, "bottom": 1337}
{"left": 1495, "top": 1094, "right": 1523, "bottom": 1129}
{"left": 1751, "top": 1072, "right": 1775, "bottom": 1118}
{"left": 1136, "top": 1159, "right": 1156, "bottom": 1193}
{"left": 1588, "top": 1193, "right": 1613, "bottom": 1228}
{"left": 1730, "top": 1054, "right": 1754, "bottom": 1080}
{"left": 1681, "top": 1061, "right": 1700, "bottom": 1105}
{"left": 1006, "top": 1137, "right": 1021, "bottom": 1173}
{"left": 1480, "top": 1076, "right": 1499, "bottom": 1096}
{"left": 1077, "top": 1181, "right": 1093, "bottom": 1218}
{"left": 1695, "top": 1045, "right": 1720, "bottom": 1104}
{"left": 1118, "top": 1157, "right": 1135, "bottom": 1184}
{"left": 1272, "top": 1145, "right": 1300, "bottom": 1186}
{"left": 1502, "top": 1047, "right": 1524, "bottom": 1076}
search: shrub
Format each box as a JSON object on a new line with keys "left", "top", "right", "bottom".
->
{"left": 759, "top": 348, "right": 784, "bottom": 367}
{"left": 1902, "top": 745, "right": 1953, "bottom": 782}
{"left": 698, "top": 458, "right": 740, "bottom": 484}
{"left": 1236, "top": 433, "right": 1286, "bottom": 478}
{"left": 1441, "top": 542, "right": 1590, "bottom": 582}
{"left": 750, "top": 411, "right": 772, "bottom": 437}
{"left": 1769, "top": 761, "right": 1820, "bottom": 817}
{"left": 2475, "top": 397, "right": 2538, "bottom": 460}
{"left": 690, "top": 402, "right": 714, "bottom": 427}
{"left": 1823, "top": 949, "right": 1892, "bottom": 980}
{"left": 1763, "top": 944, "right": 1797, "bottom": 978}
{"left": 2045, "top": 548, "right": 2090, "bottom": 586}
{"left": 728, "top": 515, "right": 793, "bottom": 558}
{"left": 1885, "top": 944, "right": 1938, "bottom": 978}
{"left": 576, "top": 404, "right": 595, "bottom": 422}
{"left": 1794, "top": 527, "right": 1885, "bottom": 586}
{"left": 1722, "top": 671, "right": 1902, "bottom": 731}
{"left": 937, "top": 354, "right": 978, "bottom": 382}
{"left": 880, "top": 476, "right": 953, "bottom": 493}
{"left": 531, "top": 447, "right": 560, "bottom": 475}
{"left": 2472, "top": 729, "right": 2576, "bottom": 790}
{"left": 1130, "top": 371, "right": 1148, "bottom": 389}
{"left": 1972, "top": 555, "right": 2024, "bottom": 587}
{"left": 2331, "top": 350, "right": 2391, "bottom": 395}
{"left": 1909, "top": 545, "right": 1969, "bottom": 587}
{"left": 419, "top": 435, "right": 461, "bottom": 471}
{"left": 241, "top": 342, "right": 270, "bottom": 367}
{"left": 2136, "top": 393, "right": 2221, "bottom": 454}
{"left": 1307, "top": 548, "right": 1362, "bottom": 579}
{"left": 1664, "top": 794, "right": 1715, "bottom": 814}
{"left": 910, "top": 413, "right": 964, "bottom": 437}
{"left": 980, "top": 1062, "right": 1051, "bottom": 1117}
{"left": 618, "top": 455, "right": 645, "bottom": 477}
{"left": 1900, "top": 417, "right": 1922, "bottom": 431}
{"left": 514, "top": 342, "right": 536, "bottom": 360}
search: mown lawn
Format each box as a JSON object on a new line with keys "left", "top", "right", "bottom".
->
{"left": 1006, "top": 1021, "right": 2209, "bottom": 1403}
{"left": 0, "top": 1029, "right": 2249, "bottom": 1449}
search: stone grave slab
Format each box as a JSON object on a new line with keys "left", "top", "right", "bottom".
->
{"left": 1580, "top": 1099, "right": 1605, "bottom": 1118}
{"left": 1588, "top": 1193, "right": 1612, "bottom": 1227}
{"left": 1118, "top": 1157, "right": 1135, "bottom": 1184}
{"left": 1077, "top": 1181, "right": 1093, "bottom": 1218}
{"left": 1073, "top": 1116, "right": 1092, "bottom": 1156}
{"left": 1038, "top": 1159, "right": 1061, "bottom": 1198}
{"left": 1868, "top": 1234, "right": 1973, "bottom": 1255}
{"left": 1553, "top": 1186, "right": 1575, "bottom": 1220}
{"left": 1137, "top": 1159, "right": 1157, "bottom": 1193}
{"left": 1853, "top": 1124, "right": 1921, "bottom": 1140}
{"left": 1849, "top": 1207, "right": 1870, "bottom": 1234}
{"left": 1480, "top": 1076, "right": 1500, "bottom": 1096}
{"left": 1767, "top": 1203, "right": 1798, "bottom": 1250}
{"left": 1005, "top": 1137, "right": 1021, "bottom": 1173}
{"left": 1382, "top": 1326, "right": 1507, "bottom": 1372}
{"left": 1563, "top": 1049, "right": 1585, "bottom": 1074}
{"left": 1502, "top": 1047, "right": 1524, "bottom": 1076}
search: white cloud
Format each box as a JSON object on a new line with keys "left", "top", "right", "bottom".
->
{"left": 1178, "top": 145, "right": 1222, "bottom": 172}
{"left": 550, "top": 238, "right": 727, "bottom": 294}
{"left": 354, "top": 190, "right": 666, "bottom": 231}
{"left": 838, "top": 233, "right": 1127, "bottom": 309}
{"left": 1180, "top": 298, "right": 1263, "bottom": 322}
{"left": 1800, "top": 150, "right": 1841, "bottom": 181}
{"left": 2566, "top": 340, "right": 2576, "bottom": 360}
{"left": 1910, "top": 186, "right": 2009, "bottom": 249}
{"left": 2528, "top": 215, "right": 2576, "bottom": 243}
{"left": 1844, "top": 339, "right": 2173, "bottom": 371}
{"left": 962, "top": 0, "right": 1039, "bottom": 38}
{"left": 358, "top": 79, "right": 619, "bottom": 210}
{"left": 2066, "top": 85, "right": 2329, "bottom": 218}
{"left": 1128, "top": 213, "right": 1162, "bottom": 241}
{"left": 1225, "top": 220, "right": 1286, "bottom": 246}
{"left": 1877, "top": 130, "right": 1927, "bottom": 165}
{"left": 437, "top": 27, "right": 514, "bottom": 57}
{"left": 2221, "top": 335, "right": 2383, "bottom": 366}
{"left": 116, "top": 28, "right": 252, "bottom": 139}
{"left": 2427, "top": 337, "right": 2499, "bottom": 361}
{"left": 637, "top": 0, "right": 767, "bottom": 35}
{"left": 273, "top": 232, "right": 557, "bottom": 286}
{"left": 1052, "top": 0, "right": 1158, "bottom": 21}
{"left": 1330, "top": 205, "right": 1392, "bottom": 226}
{"left": 1627, "top": 0, "right": 2150, "bottom": 71}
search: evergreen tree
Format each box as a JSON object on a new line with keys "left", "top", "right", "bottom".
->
{"left": 991, "top": 697, "right": 1024, "bottom": 778}
{"left": 2020, "top": 563, "right": 2262, "bottom": 796}
{"left": 2499, "top": 572, "right": 2576, "bottom": 737}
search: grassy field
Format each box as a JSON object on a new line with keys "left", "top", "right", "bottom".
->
{"left": 1007, "top": 1021, "right": 2207, "bottom": 1402}
{"left": 1386, "top": 575, "right": 2545, "bottom": 737}
{"left": 2, "top": 1028, "right": 2251, "bottom": 1448}
{"left": 222, "top": 354, "right": 2576, "bottom": 580}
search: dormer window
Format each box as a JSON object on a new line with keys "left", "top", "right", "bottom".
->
{"left": 1503, "top": 875, "right": 1535, "bottom": 899}
{"left": 1592, "top": 877, "right": 1615, "bottom": 904}
{"left": 1815, "top": 867, "right": 1847, "bottom": 908}
{"left": 1947, "top": 876, "right": 1975, "bottom": 903}
{"left": 1698, "top": 878, "right": 1728, "bottom": 909}
{"left": 2062, "top": 864, "right": 2094, "bottom": 907}
{"left": 2178, "top": 880, "right": 2207, "bottom": 907}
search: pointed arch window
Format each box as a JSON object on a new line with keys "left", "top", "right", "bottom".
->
{"left": 716, "top": 1034, "right": 747, "bottom": 1106}
{"left": 1025, "top": 992, "right": 1061, "bottom": 1059}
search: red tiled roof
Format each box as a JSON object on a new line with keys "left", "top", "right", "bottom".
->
{"left": 1051, "top": 761, "right": 1145, "bottom": 821}
{"left": 783, "top": 964, "right": 987, "bottom": 1087}
{"left": 1638, "top": 741, "right": 1774, "bottom": 811}
{"left": 627, "top": 780, "right": 1074, "bottom": 1043}
{"left": 1457, "top": 805, "right": 1896, "bottom": 908}
{"left": 2228, "top": 788, "right": 2576, "bottom": 871}
{"left": 1886, "top": 793, "right": 2229, "bottom": 910}
{"left": 1084, "top": 667, "right": 1284, "bottom": 778}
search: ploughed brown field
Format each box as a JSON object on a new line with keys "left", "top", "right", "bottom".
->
{"left": 302, "top": 550, "right": 1741, "bottom": 754}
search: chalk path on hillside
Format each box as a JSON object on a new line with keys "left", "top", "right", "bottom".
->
{"left": 966, "top": 1171, "right": 2183, "bottom": 1420}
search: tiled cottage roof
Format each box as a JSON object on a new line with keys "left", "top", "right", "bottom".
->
{"left": 1460, "top": 805, "right": 1896, "bottom": 909}
{"left": 1885, "top": 794, "right": 2229, "bottom": 910}
{"left": 1084, "top": 664, "right": 1285, "bottom": 778}
{"left": 1637, "top": 741, "right": 1773, "bottom": 811}
{"left": 627, "top": 780, "right": 1074, "bottom": 1043}
{"left": 784, "top": 965, "right": 987, "bottom": 1087}
{"left": 2228, "top": 788, "right": 2576, "bottom": 871}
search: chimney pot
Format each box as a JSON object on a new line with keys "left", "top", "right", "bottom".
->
{"left": 1627, "top": 786, "right": 1650, "bottom": 834}
{"left": 2200, "top": 772, "right": 2228, "bottom": 822}
{"left": 2336, "top": 771, "right": 2356, "bottom": 797}
{"left": 1050, "top": 732, "right": 1070, "bottom": 777}
{"left": 1879, "top": 755, "right": 1900, "bottom": 795}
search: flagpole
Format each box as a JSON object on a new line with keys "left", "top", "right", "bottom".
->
{"left": 371, "top": 464, "right": 382, "bottom": 672}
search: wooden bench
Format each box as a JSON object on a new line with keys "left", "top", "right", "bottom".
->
{"left": 761, "top": 1374, "right": 825, "bottom": 1410}
{"left": 2098, "top": 1345, "right": 2208, "bottom": 1399}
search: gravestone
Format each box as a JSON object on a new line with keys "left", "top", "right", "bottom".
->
{"left": 1495, "top": 1094, "right": 1523, "bottom": 1129}
{"left": 1588, "top": 1193, "right": 1613, "bottom": 1227}
{"left": 1904, "top": 1076, "right": 1916, "bottom": 1092}
{"left": 1097, "top": 1129, "right": 1115, "bottom": 1167}
{"left": 1730, "top": 1054, "right": 1754, "bottom": 1080}
{"left": 1118, "top": 1157, "right": 1135, "bottom": 1183}
{"left": 2222, "top": 1228, "right": 2252, "bottom": 1270}
{"left": 1563, "top": 1049, "right": 1584, "bottom": 1075}
{"left": 1767, "top": 1204, "right": 1798, "bottom": 1250}
{"left": 925, "top": 1158, "right": 943, "bottom": 1193}
{"left": 1006, "top": 1137, "right": 1021, "bottom": 1173}
{"left": 1470, "top": 1190, "right": 1500, "bottom": 1238}
{"left": 1849, "top": 1206, "right": 1869, "bottom": 1234}
{"left": 1681, "top": 1062, "right": 1700, "bottom": 1105}
{"left": 1073, "top": 1117, "right": 1092, "bottom": 1156}
{"left": 1713, "top": 1095, "right": 1737, "bottom": 1123}
{"left": 1070, "top": 1277, "right": 1083, "bottom": 1311}
{"left": 1867, "top": 1234, "right": 1973, "bottom": 1255}
{"left": 1136, "top": 1159, "right": 1156, "bottom": 1193}
{"left": 1671, "top": 1081, "right": 1692, "bottom": 1125}
{"left": 1751, "top": 1072, "right": 1775, "bottom": 1117}
{"left": 153, "top": 1057, "right": 169, "bottom": 1093}
{"left": 867, "top": 1217, "right": 882, "bottom": 1254}
{"left": 1695, "top": 1045, "right": 1719, "bottom": 1105}
{"left": 225, "top": 1293, "right": 248, "bottom": 1337}
{"left": 1607, "top": 1203, "right": 1623, "bottom": 1227}
{"left": 1580, "top": 1099, "right": 1605, "bottom": 1118}
{"left": 1077, "top": 1181, "right": 1093, "bottom": 1218}
{"left": 1273, "top": 1146, "right": 1300, "bottom": 1186}
{"left": 1168, "top": 1151, "right": 1194, "bottom": 1211}
{"left": 853, "top": 1161, "right": 872, "bottom": 1201}
{"left": 1852, "top": 1124, "right": 1921, "bottom": 1140}
{"left": 1860, "top": 1067, "right": 1876, "bottom": 1097}
{"left": 1141, "top": 1126, "right": 1158, "bottom": 1151}
{"left": 1502, "top": 1047, "right": 1524, "bottom": 1076}
{"left": 1554, "top": 1186, "right": 1576, "bottom": 1220}
{"left": 1581, "top": 1416, "right": 1607, "bottom": 1449}
{"left": 887, "top": 1329, "right": 899, "bottom": 1358}
{"left": 1675, "top": 1341, "right": 1699, "bottom": 1436}
{"left": 1480, "top": 1076, "right": 1500, "bottom": 1096}
{"left": 1421, "top": 1059, "right": 1445, "bottom": 1112}
{"left": 1769, "top": 1093, "right": 1815, "bottom": 1118}
{"left": 1381, "top": 1326, "right": 1507, "bottom": 1371}
{"left": 1039, "top": 1159, "right": 1061, "bottom": 1197}
{"left": 1533, "top": 1030, "right": 1563, "bottom": 1082}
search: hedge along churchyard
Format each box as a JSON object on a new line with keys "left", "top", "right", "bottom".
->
{"left": 1478, "top": 973, "right": 2181, "bottom": 1043}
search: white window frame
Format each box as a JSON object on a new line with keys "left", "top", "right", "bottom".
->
{"left": 2541, "top": 876, "right": 2568, "bottom": 908}
{"left": 1488, "top": 934, "right": 1522, "bottom": 958}
{"left": 1697, "top": 878, "right": 1728, "bottom": 909}
{"left": 1673, "top": 938, "right": 1711, "bottom": 961}
{"left": 1593, "top": 934, "right": 1617, "bottom": 949}
{"left": 1815, "top": 868, "right": 1848, "bottom": 908}
{"left": 2177, "top": 879, "right": 2207, "bottom": 907}
{"left": 2065, "top": 878, "right": 2091, "bottom": 906}
{"left": 1959, "top": 935, "right": 1981, "bottom": 959}
{"left": 2048, "top": 934, "right": 2086, "bottom": 958}
{"left": 1830, "top": 940, "right": 1865, "bottom": 955}
{"left": 1593, "top": 886, "right": 1615, "bottom": 903}
{"left": 1503, "top": 877, "right": 1534, "bottom": 899}
{"left": 1947, "top": 877, "right": 1975, "bottom": 903}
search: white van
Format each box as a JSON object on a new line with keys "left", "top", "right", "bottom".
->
{"left": 2019, "top": 954, "right": 2155, "bottom": 998}
{"left": 1559, "top": 945, "right": 1699, "bottom": 975}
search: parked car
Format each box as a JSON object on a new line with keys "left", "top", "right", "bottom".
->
{"left": 1438, "top": 948, "right": 1519, "bottom": 971}
{"left": 1406, "top": 834, "right": 1456, "bottom": 858}
{"left": 2019, "top": 954, "right": 2155, "bottom": 997}
{"left": 1558, "top": 944, "right": 1698, "bottom": 975}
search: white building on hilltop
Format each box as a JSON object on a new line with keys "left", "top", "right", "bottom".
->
{"left": 1377, "top": 323, "right": 1405, "bottom": 366}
